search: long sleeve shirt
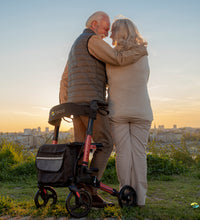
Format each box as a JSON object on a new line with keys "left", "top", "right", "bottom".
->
{"left": 59, "top": 34, "right": 147, "bottom": 104}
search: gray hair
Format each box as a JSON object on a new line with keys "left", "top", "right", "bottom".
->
{"left": 111, "top": 18, "right": 147, "bottom": 49}
{"left": 86, "top": 11, "right": 109, "bottom": 28}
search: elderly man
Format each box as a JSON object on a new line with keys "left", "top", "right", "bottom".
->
{"left": 59, "top": 11, "right": 147, "bottom": 208}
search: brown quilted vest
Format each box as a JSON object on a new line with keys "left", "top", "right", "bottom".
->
{"left": 67, "top": 29, "right": 106, "bottom": 103}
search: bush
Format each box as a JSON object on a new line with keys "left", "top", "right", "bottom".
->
{"left": 101, "top": 155, "right": 118, "bottom": 184}
{"left": 169, "top": 140, "right": 194, "bottom": 166}
{"left": 102, "top": 152, "right": 189, "bottom": 185}
{"left": 147, "top": 154, "right": 187, "bottom": 177}
{"left": 194, "top": 154, "right": 200, "bottom": 167}
{"left": 147, "top": 140, "right": 195, "bottom": 167}
{"left": 0, "top": 139, "right": 192, "bottom": 183}
{"left": 10, "top": 160, "right": 37, "bottom": 178}
{"left": 0, "top": 139, "right": 36, "bottom": 181}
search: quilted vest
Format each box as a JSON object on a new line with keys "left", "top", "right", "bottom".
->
{"left": 67, "top": 29, "right": 106, "bottom": 103}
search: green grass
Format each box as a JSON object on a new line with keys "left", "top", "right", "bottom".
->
{"left": 0, "top": 170, "right": 200, "bottom": 219}
{"left": 1, "top": 139, "right": 200, "bottom": 219}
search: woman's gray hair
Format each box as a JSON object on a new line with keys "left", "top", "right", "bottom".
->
{"left": 111, "top": 17, "right": 147, "bottom": 49}
{"left": 86, "top": 11, "right": 109, "bottom": 28}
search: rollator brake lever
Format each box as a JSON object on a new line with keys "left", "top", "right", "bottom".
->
{"left": 98, "top": 107, "right": 109, "bottom": 116}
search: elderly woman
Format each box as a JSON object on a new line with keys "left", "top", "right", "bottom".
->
{"left": 106, "top": 18, "right": 153, "bottom": 207}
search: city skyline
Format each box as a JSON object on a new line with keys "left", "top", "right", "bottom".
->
{"left": 0, "top": 0, "right": 200, "bottom": 132}
{"left": 1, "top": 123, "right": 199, "bottom": 134}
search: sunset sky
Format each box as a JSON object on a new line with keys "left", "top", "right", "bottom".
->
{"left": 0, "top": 0, "right": 200, "bottom": 132}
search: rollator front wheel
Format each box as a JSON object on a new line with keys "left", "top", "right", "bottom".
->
{"left": 66, "top": 189, "right": 92, "bottom": 218}
{"left": 118, "top": 185, "right": 137, "bottom": 208}
{"left": 34, "top": 186, "right": 57, "bottom": 208}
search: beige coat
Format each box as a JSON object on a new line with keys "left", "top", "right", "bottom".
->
{"left": 106, "top": 55, "right": 153, "bottom": 122}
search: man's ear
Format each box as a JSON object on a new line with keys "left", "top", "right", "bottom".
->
{"left": 91, "top": 20, "right": 98, "bottom": 29}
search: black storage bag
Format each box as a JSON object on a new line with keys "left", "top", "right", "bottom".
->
{"left": 36, "top": 143, "right": 82, "bottom": 186}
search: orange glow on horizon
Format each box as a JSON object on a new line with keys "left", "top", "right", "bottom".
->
{"left": 0, "top": 109, "right": 200, "bottom": 133}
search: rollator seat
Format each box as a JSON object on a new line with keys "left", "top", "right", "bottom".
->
{"left": 48, "top": 101, "right": 108, "bottom": 126}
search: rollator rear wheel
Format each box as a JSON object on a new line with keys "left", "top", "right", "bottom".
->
{"left": 66, "top": 189, "right": 92, "bottom": 218}
{"left": 34, "top": 186, "right": 57, "bottom": 208}
{"left": 118, "top": 185, "right": 137, "bottom": 207}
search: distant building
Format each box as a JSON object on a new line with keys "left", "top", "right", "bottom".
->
{"left": 149, "top": 124, "right": 183, "bottom": 143}
{"left": 45, "top": 127, "right": 49, "bottom": 133}
{"left": 173, "top": 124, "right": 177, "bottom": 129}
{"left": 32, "top": 129, "right": 37, "bottom": 135}
{"left": 59, "top": 132, "right": 70, "bottom": 140}
{"left": 149, "top": 124, "right": 157, "bottom": 142}
{"left": 158, "top": 125, "right": 165, "bottom": 130}
{"left": 24, "top": 129, "right": 32, "bottom": 135}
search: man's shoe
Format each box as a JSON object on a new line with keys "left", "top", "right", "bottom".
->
{"left": 91, "top": 194, "right": 114, "bottom": 208}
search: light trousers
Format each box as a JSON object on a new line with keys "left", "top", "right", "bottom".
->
{"left": 110, "top": 117, "right": 151, "bottom": 206}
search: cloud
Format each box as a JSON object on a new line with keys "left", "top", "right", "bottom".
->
{"left": 149, "top": 85, "right": 168, "bottom": 89}
{"left": 156, "top": 109, "right": 186, "bottom": 115}
{"left": 151, "top": 96, "right": 175, "bottom": 102}
{"left": 33, "top": 106, "right": 50, "bottom": 111}
{"left": 13, "top": 111, "right": 39, "bottom": 117}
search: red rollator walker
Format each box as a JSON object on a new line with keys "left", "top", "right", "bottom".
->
{"left": 34, "top": 100, "right": 137, "bottom": 218}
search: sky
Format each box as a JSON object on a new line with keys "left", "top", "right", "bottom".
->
{"left": 0, "top": 0, "right": 200, "bottom": 132}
